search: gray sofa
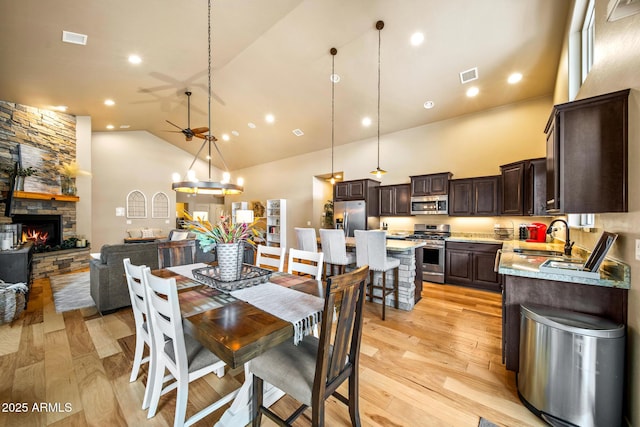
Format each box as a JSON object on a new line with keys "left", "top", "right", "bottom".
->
{"left": 89, "top": 239, "right": 218, "bottom": 314}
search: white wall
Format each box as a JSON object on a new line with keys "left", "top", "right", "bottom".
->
{"left": 90, "top": 130, "right": 219, "bottom": 249}
{"left": 75, "top": 116, "right": 92, "bottom": 242}
{"left": 226, "top": 96, "right": 552, "bottom": 245}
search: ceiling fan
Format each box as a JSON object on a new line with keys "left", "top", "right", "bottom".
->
{"left": 165, "top": 91, "right": 208, "bottom": 141}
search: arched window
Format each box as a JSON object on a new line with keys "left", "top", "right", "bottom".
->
{"left": 126, "top": 190, "right": 147, "bottom": 218}
{"left": 152, "top": 192, "right": 170, "bottom": 218}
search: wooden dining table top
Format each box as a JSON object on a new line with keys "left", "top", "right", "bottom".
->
{"left": 152, "top": 266, "right": 324, "bottom": 369}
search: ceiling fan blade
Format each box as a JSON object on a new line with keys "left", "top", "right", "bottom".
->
{"left": 194, "top": 133, "right": 207, "bottom": 140}
{"left": 191, "top": 127, "right": 209, "bottom": 135}
{"left": 165, "top": 120, "right": 186, "bottom": 131}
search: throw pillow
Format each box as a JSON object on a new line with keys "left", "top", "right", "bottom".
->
{"left": 170, "top": 231, "right": 190, "bottom": 241}
{"left": 127, "top": 229, "right": 143, "bottom": 238}
{"left": 141, "top": 229, "right": 155, "bottom": 238}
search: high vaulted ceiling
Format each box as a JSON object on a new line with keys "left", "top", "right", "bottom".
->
{"left": 0, "top": 0, "right": 571, "bottom": 171}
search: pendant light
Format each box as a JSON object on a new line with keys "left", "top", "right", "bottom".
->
{"left": 370, "top": 20, "right": 387, "bottom": 179}
{"left": 329, "top": 47, "right": 337, "bottom": 185}
{"left": 171, "top": 0, "right": 243, "bottom": 195}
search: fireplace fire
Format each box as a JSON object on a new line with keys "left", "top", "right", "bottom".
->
{"left": 12, "top": 214, "right": 63, "bottom": 248}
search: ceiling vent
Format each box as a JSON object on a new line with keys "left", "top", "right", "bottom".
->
{"left": 62, "top": 31, "right": 88, "bottom": 45}
{"left": 292, "top": 129, "right": 304, "bottom": 136}
{"left": 459, "top": 67, "right": 478, "bottom": 84}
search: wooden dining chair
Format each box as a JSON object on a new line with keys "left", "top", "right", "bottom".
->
{"left": 287, "top": 248, "right": 324, "bottom": 280}
{"left": 157, "top": 239, "right": 197, "bottom": 269}
{"left": 255, "top": 244, "right": 286, "bottom": 272}
{"left": 122, "top": 258, "right": 155, "bottom": 410}
{"left": 250, "top": 265, "right": 369, "bottom": 427}
{"left": 141, "top": 267, "right": 239, "bottom": 427}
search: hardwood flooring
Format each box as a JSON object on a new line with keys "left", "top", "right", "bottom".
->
{"left": 0, "top": 271, "right": 545, "bottom": 427}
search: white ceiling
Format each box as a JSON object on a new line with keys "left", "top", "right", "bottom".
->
{"left": 0, "top": 0, "right": 571, "bottom": 171}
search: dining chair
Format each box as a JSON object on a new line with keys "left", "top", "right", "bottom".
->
{"left": 287, "top": 248, "right": 324, "bottom": 280}
{"left": 255, "top": 244, "right": 286, "bottom": 272}
{"left": 294, "top": 227, "right": 318, "bottom": 252}
{"left": 250, "top": 265, "right": 369, "bottom": 427}
{"left": 157, "top": 239, "right": 197, "bottom": 269}
{"left": 123, "top": 258, "right": 155, "bottom": 410}
{"left": 141, "top": 267, "right": 239, "bottom": 427}
{"left": 319, "top": 228, "right": 356, "bottom": 278}
{"left": 354, "top": 230, "right": 400, "bottom": 320}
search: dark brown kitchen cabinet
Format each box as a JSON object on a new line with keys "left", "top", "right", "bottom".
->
{"left": 449, "top": 176, "right": 500, "bottom": 216}
{"left": 379, "top": 184, "right": 410, "bottom": 216}
{"left": 545, "top": 89, "right": 629, "bottom": 214}
{"left": 500, "top": 158, "right": 546, "bottom": 216}
{"left": 334, "top": 179, "right": 379, "bottom": 202}
{"left": 410, "top": 172, "right": 452, "bottom": 196}
{"left": 445, "top": 241, "right": 501, "bottom": 292}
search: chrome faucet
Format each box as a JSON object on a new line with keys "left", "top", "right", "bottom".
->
{"left": 547, "top": 219, "right": 574, "bottom": 256}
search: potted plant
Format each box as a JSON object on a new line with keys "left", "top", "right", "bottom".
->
{"left": 57, "top": 161, "right": 90, "bottom": 195}
{"left": 2, "top": 163, "right": 37, "bottom": 191}
{"left": 182, "top": 212, "right": 261, "bottom": 281}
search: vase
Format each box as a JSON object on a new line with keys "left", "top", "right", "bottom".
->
{"left": 61, "top": 176, "right": 77, "bottom": 196}
{"left": 216, "top": 241, "right": 244, "bottom": 281}
{"left": 14, "top": 176, "right": 25, "bottom": 192}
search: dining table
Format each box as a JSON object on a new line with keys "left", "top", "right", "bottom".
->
{"left": 151, "top": 262, "right": 325, "bottom": 427}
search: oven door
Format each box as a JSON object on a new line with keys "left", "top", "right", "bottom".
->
{"left": 420, "top": 243, "right": 445, "bottom": 283}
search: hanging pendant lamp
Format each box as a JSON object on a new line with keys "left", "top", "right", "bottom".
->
{"left": 171, "top": 0, "right": 243, "bottom": 195}
{"left": 329, "top": 47, "right": 337, "bottom": 185}
{"left": 370, "top": 20, "right": 387, "bottom": 179}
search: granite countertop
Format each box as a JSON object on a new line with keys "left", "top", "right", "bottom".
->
{"left": 345, "top": 236, "right": 425, "bottom": 252}
{"left": 498, "top": 249, "right": 630, "bottom": 289}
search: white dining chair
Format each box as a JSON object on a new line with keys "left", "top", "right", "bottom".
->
{"left": 294, "top": 227, "right": 318, "bottom": 252}
{"left": 123, "top": 258, "right": 156, "bottom": 410}
{"left": 287, "top": 248, "right": 324, "bottom": 280}
{"left": 255, "top": 244, "right": 286, "bottom": 272}
{"left": 142, "top": 267, "right": 239, "bottom": 426}
{"left": 319, "top": 228, "right": 356, "bottom": 278}
{"left": 354, "top": 230, "right": 400, "bottom": 320}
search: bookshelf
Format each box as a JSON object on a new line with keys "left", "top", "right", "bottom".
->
{"left": 266, "top": 199, "right": 286, "bottom": 248}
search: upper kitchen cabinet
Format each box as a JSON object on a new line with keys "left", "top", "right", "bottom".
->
{"left": 449, "top": 176, "right": 500, "bottom": 216}
{"left": 545, "top": 89, "right": 629, "bottom": 214}
{"left": 500, "top": 158, "right": 546, "bottom": 216}
{"left": 379, "top": 184, "right": 411, "bottom": 216}
{"left": 410, "top": 172, "right": 452, "bottom": 196}
{"left": 334, "top": 178, "right": 380, "bottom": 205}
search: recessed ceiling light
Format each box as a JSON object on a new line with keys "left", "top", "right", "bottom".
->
{"left": 508, "top": 72, "right": 523, "bottom": 84}
{"left": 52, "top": 105, "right": 68, "bottom": 112}
{"left": 128, "top": 54, "right": 142, "bottom": 64}
{"left": 248, "top": 122, "right": 256, "bottom": 129}
{"left": 222, "top": 133, "right": 230, "bottom": 141}
{"left": 423, "top": 100, "right": 435, "bottom": 109}
{"left": 106, "top": 124, "right": 114, "bottom": 130}
{"left": 119, "top": 125, "right": 130, "bottom": 129}
{"left": 292, "top": 129, "right": 304, "bottom": 136}
{"left": 466, "top": 86, "right": 479, "bottom": 97}
{"left": 62, "top": 31, "right": 88, "bottom": 45}
{"left": 410, "top": 32, "right": 424, "bottom": 46}
{"left": 206, "top": 155, "right": 211, "bottom": 160}
{"left": 330, "top": 73, "right": 341, "bottom": 83}
{"left": 231, "top": 130, "right": 239, "bottom": 136}
{"left": 104, "top": 99, "right": 115, "bottom": 106}
{"left": 265, "top": 114, "right": 275, "bottom": 123}
{"left": 362, "top": 117, "right": 372, "bottom": 127}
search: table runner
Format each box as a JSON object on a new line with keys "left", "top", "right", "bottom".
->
{"left": 231, "top": 282, "right": 324, "bottom": 345}
{"left": 167, "top": 263, "right": 210, "bottom": 281}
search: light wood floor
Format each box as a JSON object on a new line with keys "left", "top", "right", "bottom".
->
{"left": 0, "top": 271, "right": 546, "bottom": 427}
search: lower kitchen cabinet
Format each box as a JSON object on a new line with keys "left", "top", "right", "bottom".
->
{"left": 445, "top": 241, "right": 501, "bottom": 292}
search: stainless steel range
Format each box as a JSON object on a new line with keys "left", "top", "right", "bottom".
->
{"left": 406, "top": 224, "right": 450, "bottom": 284}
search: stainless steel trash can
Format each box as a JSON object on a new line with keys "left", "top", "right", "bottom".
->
{"left": 518, "top": 304, "right": 625, "bottom": 427}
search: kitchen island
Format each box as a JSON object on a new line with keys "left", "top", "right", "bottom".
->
{"left": 344, "top": 237, "right": 425, "bottom": 311}
{"left": 498, "top": 250, "right": 630, "bottom": 371}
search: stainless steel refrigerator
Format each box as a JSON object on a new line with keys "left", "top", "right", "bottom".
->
{"left": 333, "top": 200, "right": 379, "bottom": 237}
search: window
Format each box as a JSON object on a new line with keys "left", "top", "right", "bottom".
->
{"left": 581, "top": 0, "right": 595, "bottom": 84}
{"left": 568, "top": 0, "right": 596, "bottom": 100}
{"left": 126, "top": 190, "right": 147, "bottom": 218}
{"left": 152, "top": 192, "right": 170, "bottom": 218}
{"left": 568, "top": 213, "right": 595, "bottom": 230}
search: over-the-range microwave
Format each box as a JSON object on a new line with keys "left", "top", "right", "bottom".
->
{"left": 410, "top": 195, "right": 448, "bottom": 215}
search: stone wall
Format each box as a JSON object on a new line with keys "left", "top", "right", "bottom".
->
{"left": 11, "top": 198, "right": 78, "bottom": 241}
{"left": 32, "top": 247, "right": 91, "bottom": 279}
{"left": 0, "top": 100, "right": 77, "bottom": 224}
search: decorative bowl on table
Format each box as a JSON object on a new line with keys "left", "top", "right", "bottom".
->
{"left": 192, "top": 264, "right": 272, "bottom": 292}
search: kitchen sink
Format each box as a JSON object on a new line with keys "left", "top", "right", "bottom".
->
{"left": 512, "top": 248, "right": 565, "bottom": 257}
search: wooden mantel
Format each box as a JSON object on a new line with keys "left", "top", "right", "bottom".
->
{"left": 12, "top": 190, "right": 80, "bottom": 202}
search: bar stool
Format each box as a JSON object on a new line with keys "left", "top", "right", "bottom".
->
{"left": 319, "top": 228, "right": 356, "bottom": 278}
{"left": 354, "top": 230, "right": 399, "bottom": 320}
{"left": 294, "top": 227, "right": 318, "bottom": 252}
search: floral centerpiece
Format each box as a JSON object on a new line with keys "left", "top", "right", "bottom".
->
{"left": 182, "top": 212, "right": 261, "bottom": 281}
{"left": 57, "top": 161, "right": 91, "bottom": 196}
